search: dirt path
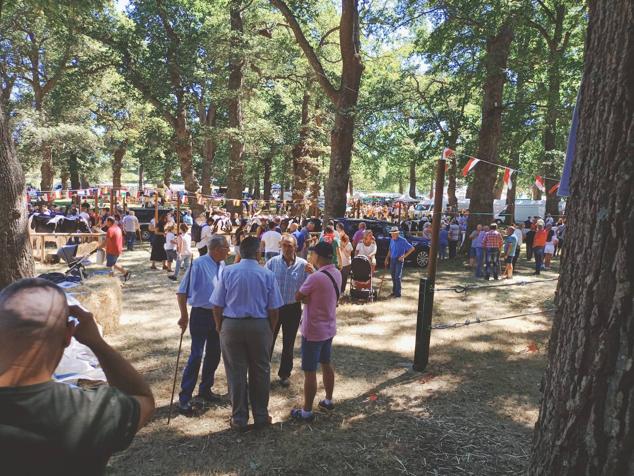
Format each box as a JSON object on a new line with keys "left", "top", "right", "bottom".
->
{"left": 80, "top": 245, "right": 558, "bottom": 475}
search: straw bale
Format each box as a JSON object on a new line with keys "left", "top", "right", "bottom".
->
{"left": 73, "top": 276, "right": 122, "bottom": 335}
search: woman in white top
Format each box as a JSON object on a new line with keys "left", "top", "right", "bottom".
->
{"left": 163, "top": 225, "right": 177, "bottom": 272}
{"left": 339, "top": 232, "right": 354, "bottom": 293}
{"left": 543, "top": 225, "right": 558, "bottom": 270}
{"left": 169, "top": 223, "right": 192, "bottom": 281}
{"left": 356, "top": 230, "right": 378, "bottom": 273}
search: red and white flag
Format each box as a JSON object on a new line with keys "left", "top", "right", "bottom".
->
{"left": 535, "top": 175, "right": 546, "bottom": 192}
{"left": 443, "top": 148, "right": 455, "bottom": 159}
{"left": 503, "top": 168, "right": 513, "bottom": 190}
{"left": 462, "top": 157, "right": 479, "bottom": 177}
{"left": 548, "top": 182, "right": 560, "bottom": 195}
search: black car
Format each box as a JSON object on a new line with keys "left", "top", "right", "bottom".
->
{"left": 129, "top": 207, "right": 188, "bottom": 241}
{"left": 334, "top": 218, "right": 430, "bottom": 268}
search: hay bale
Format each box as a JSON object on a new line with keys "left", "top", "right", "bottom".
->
{"left": 76, "top": 241, "right": 99, "bottom": 257}
{"left": 72, "top": 276, "right": 122, "bottom": 335}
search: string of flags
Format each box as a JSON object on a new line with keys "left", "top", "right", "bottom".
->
{"left": 443, "top": 148, "right": 561, "bottom": 195}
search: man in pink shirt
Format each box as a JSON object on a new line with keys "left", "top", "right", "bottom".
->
{"left": 292, "top": 242, "right": 342, "bottom": 422}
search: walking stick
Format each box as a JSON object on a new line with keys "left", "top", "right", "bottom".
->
{"left": 167, "top": 329, "right": 185, "bottom": 425}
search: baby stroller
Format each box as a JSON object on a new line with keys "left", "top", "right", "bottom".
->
{"left": 349, "top": 255, "right": 377, "bottom": 302}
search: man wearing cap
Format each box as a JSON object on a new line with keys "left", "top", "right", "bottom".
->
{"left": 291, "top": 241, "right": 342, "bottom": 422}
{"left": 210, "top": 237, "right": 283, "bottom": 431}
{"left": 384, "top": 227, "right": 415, "bottom": 298}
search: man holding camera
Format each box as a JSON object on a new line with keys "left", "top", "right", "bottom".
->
{"left": 0, "top": 278, "right": 155, "bottom": 474}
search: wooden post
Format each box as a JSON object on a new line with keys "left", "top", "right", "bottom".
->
{"left": 154, "top": 190, "right": 159, "bottom": 224}
{"left": 94, "top": 190, "right": 99, "bottom": 214}
{"left": 412, "top": 157, "right": 446, "bottom": 371}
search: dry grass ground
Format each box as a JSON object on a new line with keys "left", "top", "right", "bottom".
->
{"left": 39, "top": 245, "right": 559, "bottom": 475}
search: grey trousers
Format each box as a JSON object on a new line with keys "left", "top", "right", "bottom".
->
{"left": 220, "top": 318, "right": 273, "bottom": 426}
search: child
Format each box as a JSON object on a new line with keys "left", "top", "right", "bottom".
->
{"left": 169, "top": 223, "right": 192, "bottom": 281}
{"left": 163, "top": 224, "right": 177, "bottom": 273}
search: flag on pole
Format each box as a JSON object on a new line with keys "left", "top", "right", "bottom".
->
{"left": 442, "top": 148, "right": 455, "bottom": 159}
{"left": 548, "top": 182, "right": 560, "bottom": 195}
{"left": 462, "top": 157, "right": 479, "bottom": 177}
{"left": 535, "top": 176, "right": 546, "bottom": 192}
{"left": 503, "top": 168, "right": 513, "bottom": 190}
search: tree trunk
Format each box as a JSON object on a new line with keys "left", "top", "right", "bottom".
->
{"left": 398, "top": 174, "right": 404, "bottom": 194}
{"left": 112, "top": 143, "right": 126, "bottom": 189}
{"left": 163, "top": 163, "right": 172, "bottom": 188}
{"left": 199, "top": 102, "right": 217, "bottom": 196}
{"left": 532, "top": 185, "right": 543, "bottom": 200}
{"left": 348, "top": 177, "right": 353, "bottom": 196}
{"left": 253, "top": 165, "right": 261, "bottom": 199}
{"left": 530, "top": 2, "right": 634, "bottom": 474}
{"left": 60, "top": 170, "right": 69, "bottom": 190}
{"left": 263, "top": 152, "right": 273, "bottom": 201}
{"left": 292, "top": 90, "right": 311, "bottom": 215}
{"left": 173, "top": 112, "right": 198, "bottom": 193}
{"left": 409, "top": 159, "right": 416, "bottom": 198}
{"left": 69, "top": 154, "right": 81, "bottom": 191}
{"left": 446, "top": 137, "right": 459, "bottom": 206}
{"left": 138, "top": 163, "right": 144, "bottom": 190}
{"left": 40, "top": 144, "right": 54, "bottom": 193}
{"left": 0, "top": 102, "right": 34, "bottom": 287}
{"left": 505, "top": 152, "right": 520, "bottom": 225}
{"left": 79, "top": 175, "right": 90, "bottom": 189}
{"left": 467, "top": 22, "right": 513, "bottom": 234}
{"left": 225, "top": 0, "right": 245, "bottom": 214}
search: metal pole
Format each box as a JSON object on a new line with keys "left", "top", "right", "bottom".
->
{"left": 413, "top": 157, "right": 446, "bottom": 371}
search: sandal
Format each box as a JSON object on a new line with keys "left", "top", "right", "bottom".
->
{"left": 290, "top": 408, "right": 314, "bottom": 423}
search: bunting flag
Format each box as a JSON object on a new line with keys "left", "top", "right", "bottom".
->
{"left": 442, "top": 148, "right": 455, "bottom": 159}
{"left": 462, "top": 157, "right": 479, "bottom": 177}
{"left": 503, "top": 168, "right": 513, "bottom": 190}
{"left": 535, "top": 175, "right": 546, "bottom": 192}
{"left": 548, "top": 182, "right": 560, "bottom": 195}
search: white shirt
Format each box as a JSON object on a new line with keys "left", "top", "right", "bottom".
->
{"left": 356, "top": 242, "right": 377, "bottom": 264}
{"left": 261, "top": 230, "right": 282, "bottom": 253}
{"left": 122, "top": 215, "right": 139, "bottom": 233}
{"left": 340, "top": 241, "right": 353, "bottom": 267}
{"left": 179, "top": 233, "right": 192, "bottom": 256}
{"left": 164, "top": 232, "right": 176, "bottom": 250}
{"left": 79, "top": 211, "right": 91, "bottom": 223}
{"left": 513, "top": 228, "right": 523, "bottom": 247}
{"left": 197, "top": 224, "right": 212, "bottom": 249}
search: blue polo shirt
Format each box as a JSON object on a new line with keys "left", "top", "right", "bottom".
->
{"left": 293, "top": 227, "right": 309, "bottom": 251}
{"left": 389, "top": 236, "right": 413, "bottom": 259}
{"left": 210, "top": 259, "right": 283, "bottom": 318}
{"left": 265, "top": 254, "right": 310, "bottom": 305}
{"left": 177, "top": 255, "right": 224, "bottom": 309}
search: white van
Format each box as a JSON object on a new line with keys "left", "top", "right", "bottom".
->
{"left": 495, "top": 200, "right": 546, "bottom": 223}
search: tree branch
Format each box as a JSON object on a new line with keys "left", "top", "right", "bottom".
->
{"left": 269, "top": 0, "right": 339, "bottom": 102}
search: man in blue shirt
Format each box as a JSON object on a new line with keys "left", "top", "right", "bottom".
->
{"left": 211, "top": 237, "right": 284, "bottom": 431}
{"left": 384, "top": 227, "right": 415, "bottom": 298}
{"left": 176, "top": 235, "right": 230, "bottom": 416}
{"left": 294, "top": 221, "right": 314, "bottom": 259}
{"left": 265, "top": 233, "right": 314, "bottom": 387}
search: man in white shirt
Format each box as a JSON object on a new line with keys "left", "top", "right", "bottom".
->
{"left": 79, "top": 203, "right": 91, "bottom": 226}
{"left": 260, "top": 221, "right": 282, "bottom": 261}
{"left": 512, "top": 223, "right": 524, "bottom": 268}
{"left": 121, "top": 210, "right": 140, "bottom": 251}
{"left": 196, "top": 216, "right": 214, "bottom": 256}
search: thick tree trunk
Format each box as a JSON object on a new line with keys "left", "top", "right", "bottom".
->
{"left": 138, "top": 163, "right": 144, "bottom": 191}
{"left": 253, "top": 166, "right": 261, "bottom": 199}
{"left": 409, "top": 159, "right": 416, "bottom": 198}
{"left": 530, "top": 2, "right": 634, "bottom": 474}
{"left": 467, "top": 22, "right": 513, "bottom": 234}
{"left": 79, "top": 175, "right": 90, "bottom": 189}
{"left": 225, "top": 0, "right": 245, "bottom": 214}
{"left": 398, "top": 174, "right": 404, "bottom": 194}
{"left": 505, "top": 151, "right": 520, "bottom": 225}
{"left": 163, "top": 163, "right": 172, "bottom": 188}
{"left": 173, "top": 112, "right": 198, "bottom": 193}
{"left": 263, "top": 152, "right": 273, "bottom": 201}
{"left": 60, "top": 170, "right": 69, "bottom": 190}
{"left": 0, "top": 102, "right": 34, "bottom": 287}
{"left": 40, "top": 145, "right": 54, "bottom": 192}
{"left": 199, "top": 102, "right": 217, "bottom": 196}
{"left": 112, "top": 144, "right": 126, "bottom": 189}
{"left": 292, "top": 90, "right": 311, "bottom": 215}
{"left": 69, "top": 154, "right": 81, "bottom": 191}
{"left": 446, "top": 137, "right": 459, "bottom": 206}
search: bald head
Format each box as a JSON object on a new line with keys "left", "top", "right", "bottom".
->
{"left": 0, "top": 279, "right": 68, "bottom": 343}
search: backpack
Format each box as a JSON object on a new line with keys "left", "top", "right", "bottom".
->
{"left": 191, "top": 223, "right": 207, "bottom": 243}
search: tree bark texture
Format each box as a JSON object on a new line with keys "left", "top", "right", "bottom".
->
{"left": 409, "top": 159, "right": 417, "bottom": 198}
{"left": 69, "top": 154, "right": 81, "bottom": 191}
{"left": 467, "top": 22, "right": 513, "bottom": 234}
{"left": 530, "top": 2, "right": 634, "bottom": 474}
{"left": 0, "top": 102, "right": 34, "bottom": 287}
{"left": 138, "top": 164, "right": 144, "bottom": 191}
{"left": 262, "top": 152, "right": 272, "bottom": 201}
{"left": 199, "top": 102, "right": 217, "bottom": 196}
{"left": 225, "top": 0, "right": 245, "bottom": 214}
{"left": 292, "top": 90, "right": 312, "bottom": 215}
{"left": 112, "top": 143, "right": 127, "bottom": 189}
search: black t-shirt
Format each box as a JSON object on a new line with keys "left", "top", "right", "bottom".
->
{"left": 0, "top": 381, "right": 140, "bottom": 476}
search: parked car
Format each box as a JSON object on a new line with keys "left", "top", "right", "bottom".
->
{"left": 334, "top": 218, "right": 430, "bottom": 268}
{"left": 129, "top": 207, "right": 187, "bottom": 241}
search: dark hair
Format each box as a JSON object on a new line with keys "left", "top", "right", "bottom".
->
{"left": 179, "top": 223, "right": 189, "bottom": 233}
{"left": 268, "top": 221, "right": 277, "bottom": 230}
{"left": 240, "top": 236, "right": 260, "bottom": 259}
{"left": 325, "top": 225, "right": 334, "bottom": 234}
{"left": 106, "top": 216, "right": 115, "bottom": 224}
{"left": 490, "top": 223, "right": 497, "bottom": 230}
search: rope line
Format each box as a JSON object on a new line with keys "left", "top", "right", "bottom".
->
{"left": 432, "top": 308, "right": 556, "bottom": 330}
{"left": 434, "top": 277, "right": 559, "bottom": 293}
